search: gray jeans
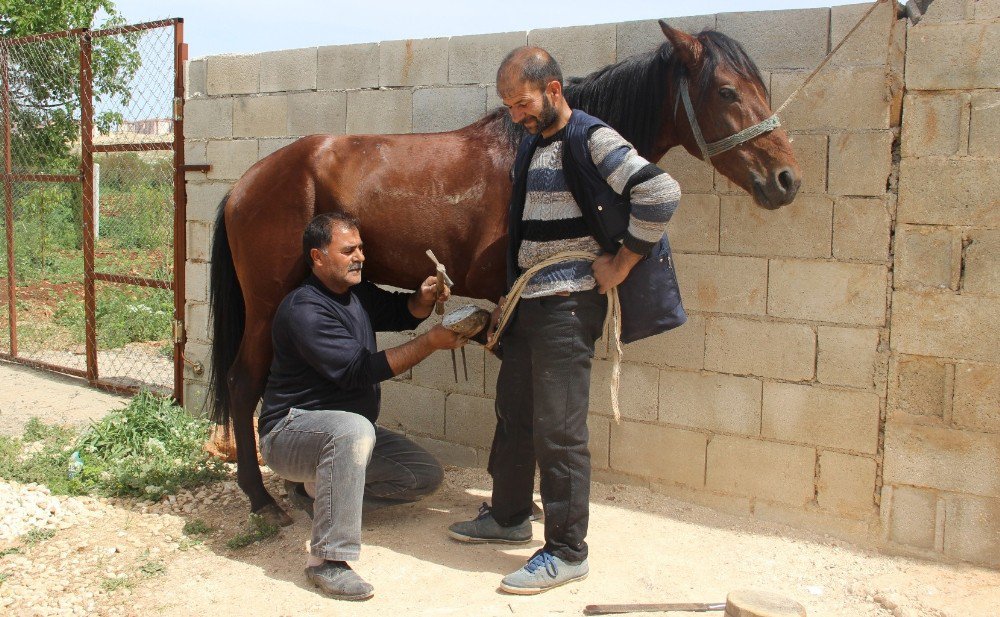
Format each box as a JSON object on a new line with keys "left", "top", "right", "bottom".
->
{"left": 259, "top": 408, "right": 443, "bottom": 561}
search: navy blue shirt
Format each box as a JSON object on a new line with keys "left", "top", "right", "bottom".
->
{"left": 258, "top": 274, "right": 424, "bottom": 437}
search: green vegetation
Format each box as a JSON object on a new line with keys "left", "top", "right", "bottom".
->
{"left": 225, "top": 514, "right": 280, "bottom": 550}
{"left": 100, "top": 575, "right": 133, "bottom": 592}
{"left": 0, "top": 392, "right": 226, "bottom": 500}
{"left": 21, "top": 527, "right": 56, "bottom": 546}
{"left": 182, "top": 519, "right": 213, "bottom": 536}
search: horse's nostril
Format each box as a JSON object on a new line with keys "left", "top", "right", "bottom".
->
{"left": 777, "top": 169, "right": 795, "bottom": 192}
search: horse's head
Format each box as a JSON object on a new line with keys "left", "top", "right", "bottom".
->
{"left": 659, "top": 21, "right": 801, "bottom": 209}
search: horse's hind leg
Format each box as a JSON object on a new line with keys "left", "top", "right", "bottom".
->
{"left": 228, "top": 312, "right": 293, "bottom": 527}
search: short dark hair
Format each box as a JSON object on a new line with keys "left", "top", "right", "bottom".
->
{"left": 302, "top": 212, "right": 360, "bottom": 267}
{"left": 496, "top": 47, "right": 563, "bottom": 96}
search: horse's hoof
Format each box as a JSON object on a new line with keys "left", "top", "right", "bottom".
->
{"left": 255, "top": 503, "right": 294, "bottom": 527}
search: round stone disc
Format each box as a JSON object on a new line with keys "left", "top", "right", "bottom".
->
{"left": 725, "top": 589, "right": 807, "bottom": 617}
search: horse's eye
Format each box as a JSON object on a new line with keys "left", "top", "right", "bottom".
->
{"left": 719, "top": 86, "right": 738, "bottom": 102}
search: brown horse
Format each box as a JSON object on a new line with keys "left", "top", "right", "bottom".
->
{"left": 208, "top": 23, "right": 801, "bottom": 525}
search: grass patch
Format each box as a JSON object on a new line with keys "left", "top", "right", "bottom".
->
{"left": 182, "top": 519, "right": 213, "bottom": 536}
{"left": 100, "top": 576, "right": 134, "bottom": 592}
{"left": 0, "top": 547, "right": 21, "bottom": 558}
{"left": 139, "top": 559, "right": 165, "bottom": 577}
{"left": 21, "top": 527, "right": 56, "bottom": 546}
{"left": 226, "top": 514, "right": 279, "bottom": 550}
{"left": 0, "top": 572, "right": 7, "bottom": 585}
{"left": 0, "top": 392, "right": 225, "bottom": 500}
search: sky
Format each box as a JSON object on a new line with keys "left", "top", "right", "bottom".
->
{"left": 105, "top": 0, "right": 857, "bottom": 58}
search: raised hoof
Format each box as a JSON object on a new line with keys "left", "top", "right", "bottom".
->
{"left": 255, "top": 502, "right": 294, "bottom": 527}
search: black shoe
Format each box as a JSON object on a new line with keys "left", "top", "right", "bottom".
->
{"left": 284, "top": 480, "right": 314, "bottom": 519}
{"left": 305, "top": 561, "right": 373, "bottom": 601}
{"left": 448, "top": 502, "right": 532, "bottom": 544}
{"left": 530, "top": 502, "right": 544, "bottom": 522}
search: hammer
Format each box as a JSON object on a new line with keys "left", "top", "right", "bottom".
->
{"left": 426, "top": 250, "right": 463, "bottom": 381}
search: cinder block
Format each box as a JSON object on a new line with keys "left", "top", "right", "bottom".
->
{"left": 898, "top": 158, "right": 1000, "bottom": 227}
{"left": 828, "top": 131, "right": 894, "bottom": 196}
{"left": 829, "top": 1, "right": 896, "bottom": 67}
{"left": 610, "top": 421, "right": 707, "bottom": 488}
{"left": 896, "top": 225, "right": 957, "bottom": 290}
{"left": 704, "top": 316, "right": 815, "bottom": 381}
{"left": 977, "top": 0, "right": 1000, "bottom": 19}
{"left": 183, "top": 342, "right": 210, "bottom": 381}
{"left": 317, "top": 43, "right": 379, "bottom": 90}
{"left": 444, "top": 393, "right": 494, "bottom": 449}
{"left": 206, "top": 54, "right": 259, "bottom": 95}
{"left": 906, "top": 23, "right": 1000, "bottom": 90}
{"left": 970, "top": 91, "right": 1000, "bottom": 156}
{"left": 889, "top": 485, "right": 938, "bottom": 549}
{"left": 753, "top": 501, "right": 871, "bottom": 542}
{"left": 258, "top": 138, "right": 297, "bottom": 161}
{"left": 884, "top": 422, "right": 1000, "bottom": 496}
{"left": 943, "top": 494, "right": 1000, "bottom": 567}
{"left": 963, "top": 229, "right": 1000, "bottom": 296}
{"left": 186, "top": 58, "right": 206, "bottom": 96}
{"left": 706, "top": 435, "right": 815, "bottom": 505}
{"left": 409, "top": 435, "right": 479, "bottom": 468}
{"left": 833, "top": 197, "right": 892, "bottom": 262}
{"left": 184, "top": 97, "right": 233, "bottom": 139}
{"left": 818, "top": 326, "right": 880, "bottom": 389}
{"left": 379, "top": 38, "right": 449, "bottom": 87}
{"left": 615, "top": 15, "right": 717, "bottom": 60}
{"left": 891, "top": 355, "right": 949, "bottom": 420}
{"left": 259, "top": 47, "right": 317, "bottom": 93}
{"left": 818, "top": 451, "right": 877, "bottom": 516}
{"left": 186, "top": 220, "right": 212, "bottom": 263}
{"left": 185, "top": 301, "right": 210, "bottom": 345}
{"left": 183, "top": 378, "right": 211, "bottom": 416}
{"left": 771, "top": 67, "right": 890, "bottom": 130}
{"left": 287, "top": 91, "right": 347, "bottom": 136}
{"left": 379, "top": 380, "right": 446, "bottom": 437}
{"left": 788, "top": 133, "right": 827, "bottom": 194}
{"left": 449, "top": 31, "right": 526, "bottom": 85}
{"left": 901, "top": 93, "right": 968, "bottom": 157}
{"left": 184, "top": 140, "right": 207, "bottom": 165}
{"left": 206, "top": 139, "right": 258, "bottom": 181}
{"left": 623, "top": 313, "right": 706, "bottom": 371}
{"left": 413, "top": 86, "right": 488, "bottom": 133}
{"left": 233, "top": 96, "right": 288, "bottom": 138}
{"left": 763, "top": 382, "right": 880, "bottom": 453}
{"left": 953, "top": 364, "right": 1000, "bottom": 433}
{"left": 659, "top": 370, "right": 761, "bottom": 436}
{"left": 716, "top": 9, "right": 830, "bottom": 69}
{"left": 346, "top": 89, "right": 412, "bottom": 135}
{"left": 673, "top": 254, "right": 767, "bottom": 315}
{"left": 657, "top": 148, "right": 714, "bottom": 194}
{"left": 376, "top": 331, "right": 414, "bottom": 381}
{"left": 185, "top": 261, "right": 209, "bottom": 303}
{"left": 185, "top": 182, "right": 230, "bottom": 223}
{"left": 892, "top": 290, "right": 1000, "bottom": 363}
{"left": 527, "top": 24, "right": 617, "bottom": 79}
{"left": 767, "top": 259, "right": 889, "bottom": 326}
{"left": 719, "top": 195, "right": 833, "bottom": 259}
{"left": 590, "top": 360, "right": 659, "bottom": 421}
{"left": 917, "top": 0, "right": 974, "bottom": 22}
{"left": 412, "top": 345, "right": 485, "bottom": 396}
{"left": 668, "top": 194, "right": 719, "bottom": 253}
{"left": 589, "top": 414, "right": 610, "bottom": 470}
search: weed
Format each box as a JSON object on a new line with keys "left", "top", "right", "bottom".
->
{"left": 226, "top": 514, "right": 279, "bottom": 550}
{"left": 139, "top": 559, "right": 165, "bottom": 577}
{"left": 0, "top": 547, "right": 21, "bottom": 558}
{"left": 21, "top": 528, "right": 56, "bottom": 546}
{"left": 0, "top": 572, "right": 7, "bottom": 585}
{"left": 182, "top": 519, "right": 213, "bottom": 536}
{"left": 177, "top": 537, "right": 203, "bottom": 551}
{"left": 100, "top": 575, "right": 134, "bottom": 592}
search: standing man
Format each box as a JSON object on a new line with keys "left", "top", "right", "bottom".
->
{"left": 448, "top": 47, "right": 682, "bottom": 594}
{"left": 259, "top": 212, "right": 466, "bottom": 601}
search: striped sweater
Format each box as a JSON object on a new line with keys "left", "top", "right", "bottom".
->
{"left": 518, "top": 126, "right": 682, "bottom": 298}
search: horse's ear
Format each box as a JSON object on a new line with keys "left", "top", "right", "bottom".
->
{"left": 659, "top": 20, "right": 703, "bottom": 68}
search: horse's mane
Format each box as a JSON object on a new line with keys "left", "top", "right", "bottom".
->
{"left": 475, "top": 107, "right": 527, "bottom": 148}
{"left": 564, "top": 30, "right": 767, "bottom": 157}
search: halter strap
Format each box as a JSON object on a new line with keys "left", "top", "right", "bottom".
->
{"left": 678, "top": 77, "right": 781, "bottom": 160}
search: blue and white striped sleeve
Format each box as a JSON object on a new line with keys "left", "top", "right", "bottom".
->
{"left": 588, "top": 126, "right": 681, "bottom": 256}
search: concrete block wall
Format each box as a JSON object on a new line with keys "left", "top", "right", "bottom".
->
{"left": 181, "top": 1, "right": 996, "bottom": 567}
{"left": 881, "top": 0, "right": 1000, "bottom": 568}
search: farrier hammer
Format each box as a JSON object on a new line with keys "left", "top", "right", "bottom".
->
{"left": 425, "top": 250, "right": 464, "bottom": 381}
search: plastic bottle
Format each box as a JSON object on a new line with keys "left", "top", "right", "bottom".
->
{"left": 67, "top": 451, "right": 84, "bottom": 479}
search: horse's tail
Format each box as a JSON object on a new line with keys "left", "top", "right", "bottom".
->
{"left": 207, "top": 195, "right": 244, "bottom": 428}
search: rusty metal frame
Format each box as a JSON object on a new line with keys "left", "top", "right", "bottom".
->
{"left": 0, "top": 19, "right": 186, "bottom": 402}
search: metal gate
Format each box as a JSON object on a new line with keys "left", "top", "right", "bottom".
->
{"left": 0, "top": 19, "right": 189, "bottom": 402}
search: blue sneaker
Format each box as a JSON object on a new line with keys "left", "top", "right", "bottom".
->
{"left": 448, "top": 502, "right": 532, "bottom": 544}
{"left": 499, "top": 549, "right": 589, "bottom": 595}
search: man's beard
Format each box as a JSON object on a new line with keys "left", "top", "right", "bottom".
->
{"left": 525, "top": 94, "right": 559, "bottom": 134}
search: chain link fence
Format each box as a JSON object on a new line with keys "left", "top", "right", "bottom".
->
{"left": 1, "top": 20, "right": 185, "bottom": 397}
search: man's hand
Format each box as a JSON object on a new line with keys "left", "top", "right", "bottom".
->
{"left": 409, "top": 275, "right": 451, "bottom": 318}
{"left": 425, "top": 324, "right": 467, "bottom": 350}
{"left": 592, "top": 248, "right": 643, "bottom": 294}
{"left": 485, "top": 295, "right": 506, "bottom": 346}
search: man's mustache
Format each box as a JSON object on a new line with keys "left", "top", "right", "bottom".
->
{"left": 348, "top": 263, "right": 363, "bottom": 272}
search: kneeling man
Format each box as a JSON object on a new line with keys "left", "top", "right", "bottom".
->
{"left": 258, "top": 212, "right": 466, "bottom": 601}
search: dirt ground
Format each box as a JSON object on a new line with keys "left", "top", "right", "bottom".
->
{"left": 1, "top": 360, "right": 998, "bottom": 617}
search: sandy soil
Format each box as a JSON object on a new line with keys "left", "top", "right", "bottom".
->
{"left": 1, "top": 360, "right": 997, "bottom": 617}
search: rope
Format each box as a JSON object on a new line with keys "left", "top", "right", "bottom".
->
{"left": 485, "top": 251, "right": 624, "bottom": 422}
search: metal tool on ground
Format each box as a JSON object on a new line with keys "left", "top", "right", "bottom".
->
{"left": 584, "top": 589, "right": 806, "bottom": 617}
{"left": 584, "top": 602, "right": 726, "bottom": 615}
{"left": 426, "top": 250, "right": 463, "bottom": 381}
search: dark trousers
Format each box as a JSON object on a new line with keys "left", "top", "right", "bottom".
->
{"left": 488, "top": 289, "right": 606, "bottom": 563}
